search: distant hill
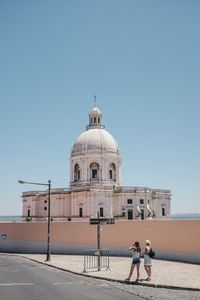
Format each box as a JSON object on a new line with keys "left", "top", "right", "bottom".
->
{"left": 0, "top": 216, "right": 21, "bottom": 221}
{"left": 171, "top": 213, "right": 200, "bottom": 220}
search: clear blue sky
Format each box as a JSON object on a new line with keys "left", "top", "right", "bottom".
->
{"left": 0, "top": 0, "right": 199, "bottom": 215}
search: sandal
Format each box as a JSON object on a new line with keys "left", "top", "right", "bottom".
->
{"left": 147, "top": 278, "right": 151, "bottom": 281}
{"left": 125, "top": 278, "right": 130, "bottom": 281}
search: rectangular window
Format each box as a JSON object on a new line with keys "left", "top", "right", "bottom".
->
{"left": 109, "top": 170, "right": 113, "bottom": 179}
{"left": 44, "top": 200, "right": 47, "bottom": 203}
{"left": 100, "top": 207, "right": 104, "bottom": 217}
{"left": 44, "top": 207, "right": 47, "bottom": 211}
{"left": 98, "top": 117, "right": 100, "bottom": 123}
{"left": 127, "top": 199, "right": 132, "bottom": 204}
{"left": 140, "top": 199, "right": 144, "bottom": 205}
{"left": 94, "top": 117, "right": 96, "bottom": 123}
{"left": 79, "top": 207, "right": 83, "bottom": 218}
{"left": 92, "top": 169, "right": 97, "bottom": 178}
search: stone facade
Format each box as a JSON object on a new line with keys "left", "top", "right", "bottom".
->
{"left": 22, "top": 104, "right": 171, "bottom": 220}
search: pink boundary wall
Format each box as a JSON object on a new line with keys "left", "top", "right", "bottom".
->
{"left": 0, "top": 220, "right": 200, "bottom": 263}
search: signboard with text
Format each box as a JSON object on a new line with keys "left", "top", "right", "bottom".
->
{"left": 90, "top": 218, "right": 115, "bottom": 225}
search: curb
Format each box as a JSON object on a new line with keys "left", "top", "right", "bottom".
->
{"left": 7, "top": 254, "right": 200, "bottom": 292}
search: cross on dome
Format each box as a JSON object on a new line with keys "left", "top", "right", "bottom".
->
{"left": 94, "top": 95, "right": 97, "bottom": 107}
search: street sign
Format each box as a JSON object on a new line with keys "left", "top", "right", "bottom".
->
{"left": 90, "top": 218, "right": 115, "bottom": 225}
{"left": 90, "top": 218, "right": 100, "bottom": 225}
{"left": 105, "top": 218, "right": 115, "bottom": 224}
{"left": 2, "top": 233, "right": 7, "bottom": 240}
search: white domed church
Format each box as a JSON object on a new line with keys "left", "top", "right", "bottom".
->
{"left": 22, "top": 103, "right": 171, "bottom": 220}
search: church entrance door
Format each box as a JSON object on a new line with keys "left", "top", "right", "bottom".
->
{"left": 127, "top": 209, "right": 133, "bottom": 220}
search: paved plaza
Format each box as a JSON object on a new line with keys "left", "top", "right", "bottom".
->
{"left": 16, "top": 254, "right": 200, "bottom": 291}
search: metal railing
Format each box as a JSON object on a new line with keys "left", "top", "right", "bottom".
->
{"left": 83, "top": 249, "right": 110, "bottom": 273}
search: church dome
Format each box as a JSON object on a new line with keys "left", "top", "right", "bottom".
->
{"left": 71, "top": 102, "right": 120, "bottom": 157}
{"left": 71, "top": 128, "right": 119, "bottom": 157}
{"left": 70, "top": 101, "right": 121, "bottom": 188}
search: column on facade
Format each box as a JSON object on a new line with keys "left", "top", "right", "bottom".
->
{"left": 32, "top": 196, "right": 36, "bottom": 218}
{"left": 90, "top": 191, "right": 95, "bottom": 217}
{"left": 70, "top": 161, "right": 74, "bottom": 183}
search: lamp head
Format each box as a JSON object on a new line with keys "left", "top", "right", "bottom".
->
{"left": 18, "top": 180, "right": 25, "bottom": 184}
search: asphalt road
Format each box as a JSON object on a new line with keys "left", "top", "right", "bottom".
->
{"left": 0, "top": 254, "right": 143, "bottom": 300}
{"left": 0, "top": 255, "right": 199, "bottom": 300}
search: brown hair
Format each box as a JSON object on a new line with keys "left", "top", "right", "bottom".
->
{"left": 134, "top": 241, "right": 141, "bottom": 252}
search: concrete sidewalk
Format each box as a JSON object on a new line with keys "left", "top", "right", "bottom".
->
{"left": 17, "top": 254, "right": 200, "bottom": 291}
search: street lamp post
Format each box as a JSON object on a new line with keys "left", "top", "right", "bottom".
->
{"left": 46, "top": 180, "right": 51, "bottom": 261}
{"left": 18, "top": 179, "right": 51, "bottom": 261}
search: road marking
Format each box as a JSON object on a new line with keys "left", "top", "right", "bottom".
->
{"left": 0, "top": 283, "right": 34, "bottom": 286}
{"left": 53, "top": 282, "right": 73, "bottom": 285}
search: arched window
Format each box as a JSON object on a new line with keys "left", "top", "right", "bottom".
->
{"left": 90, "top": 162, "right": 99, "bottom": 180}
{"left": 74, "top": 164, "right": 81, "bottom": 182}
{"left": 109, "top": 163, "right": 116, "bottom": 181}
{"left": 161, "top": 204, "right": 166, "bottom": 216}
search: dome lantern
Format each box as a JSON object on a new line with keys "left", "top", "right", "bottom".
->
{"left": 86, "top": 96, "right": 105, "bottom": 130}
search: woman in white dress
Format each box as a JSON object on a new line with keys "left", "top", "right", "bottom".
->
{"left": 144, "top": 239, "right": 152, "bottom": 281}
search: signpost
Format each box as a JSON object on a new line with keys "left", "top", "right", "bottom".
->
{"left": 90, "top": 215, "right": 115, "bottom": 271}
